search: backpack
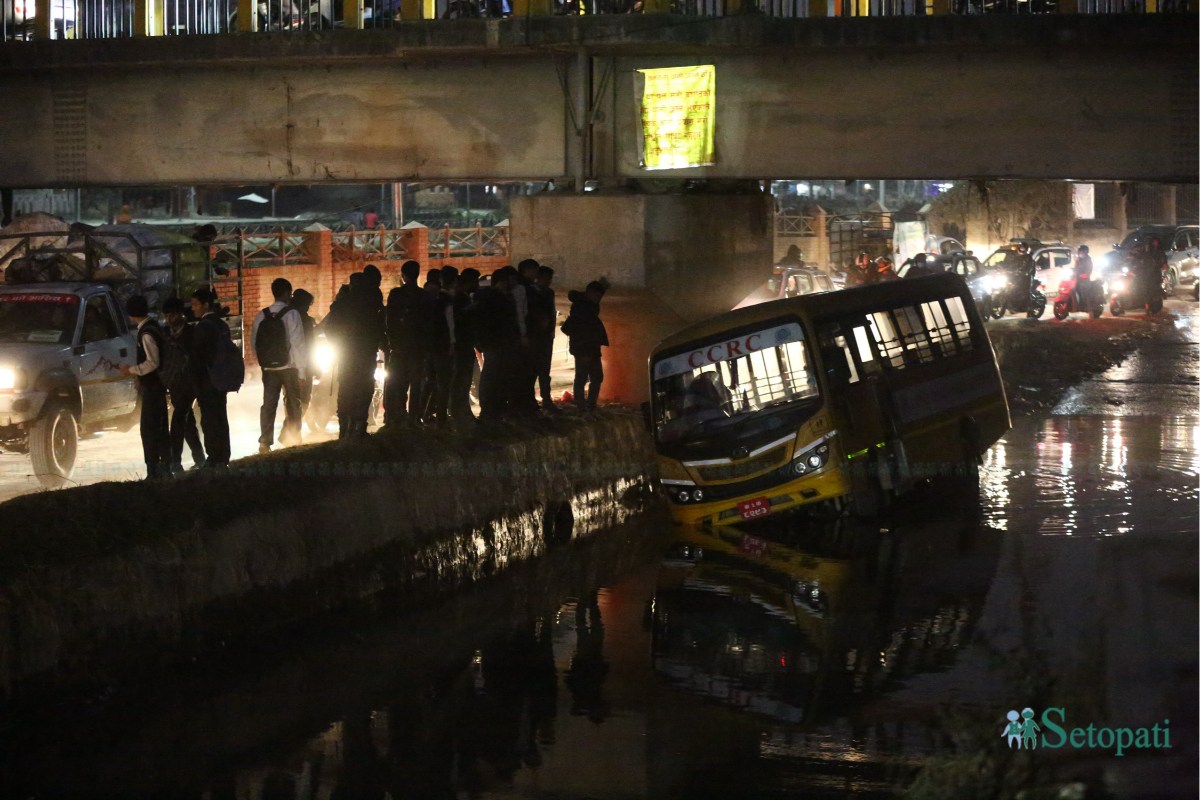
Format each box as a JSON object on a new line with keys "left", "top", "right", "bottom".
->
{"left": 255, "top": 306, "right": 293, "bottom": 369}
{"left": 159, "top": 328, "right": 192, "bottom": 393}
{"left": 208, "top": 320, "right": 245, "bottom": 393}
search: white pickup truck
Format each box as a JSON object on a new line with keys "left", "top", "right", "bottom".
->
{"left": 0, "top": 283, "right": 139, "bottom": 487}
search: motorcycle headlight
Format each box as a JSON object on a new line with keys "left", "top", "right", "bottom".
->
{"left": 314, "top": 342, "right": 336, "bottom": 373}
{"left": 984, "top": 273, "right": 1008, "bottom": 291}
{"left": 1111, "top": 278, "right": 1126, "bottom": 292}
{"left": 374, "top": 366, "right": 387, "bottom": 384}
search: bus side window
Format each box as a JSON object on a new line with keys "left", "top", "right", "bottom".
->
{"left": 921, "top": 300, "right": 958, "bottom": 357}
{"left": 943, "top": 295, "right": 976, "bottom": 351}
{"left": 868, "top": 312, "right": 906, "bottom": 369}
{"left": 851, "top": 325, "right": 882, "bottom": 377}
{"left": 893, "top": 305, "right": 935, "bottom": 364}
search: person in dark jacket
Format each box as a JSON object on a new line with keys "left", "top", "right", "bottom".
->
{"left": 414, "top": 269, "right": 445, "bottom": 423}
{"left": 290, "top": 288, "right": 317, "bottom": 424}
{"left": 326, "top": 272, "right": 384, "bottom": 438}
{"left": 189, "top": 287, "right": 232, "bottom": 468}
{"left": 448, "top": 268, "right": 481, "bottom": 424}
{"left": 162, "top": 296, "right": 205, "bottom": 473}
{"left": 384, "top": 260, "right": 432, "bottom": 426}
{"left": 122, "top": 295, "right": 172, "bottom": 479}
{"left": 474, "top": 267, "right": 521, "bottom": 421}
{"left": 529, "top": 265, "right": 558, "bottom": 411}
{"left": 420, "top": 265, "right": 457, "bottom": 426}
{"left": 562, "top": 278, "right": 609, "bottom": 412}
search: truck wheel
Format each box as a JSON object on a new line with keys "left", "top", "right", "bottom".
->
{"left": 30, "top": 404, "right": 78, "bottom": 488}
{"left": 1053, "top": 300, "right": 1069, "bottom": 320}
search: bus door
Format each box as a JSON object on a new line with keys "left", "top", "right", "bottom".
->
{"left": 816, "top": 316, "right": 894, "bottom": 467}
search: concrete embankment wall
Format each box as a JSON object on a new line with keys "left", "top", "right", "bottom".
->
{"left": 0, "top": 414, "right": 658, "bottom": 696}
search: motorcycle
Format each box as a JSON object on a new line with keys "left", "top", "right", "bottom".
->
{"left": 990, "top": 271, "right": 1047, "bottom": 320}
{"left": 305, "top": 333, "right": 385, "bottom": 433}
{"left": 1107, "top": 267, "right": 1164, "bottom": 316}
{"left": 1052, "top": 273, "right": 1104, "bottom": 320}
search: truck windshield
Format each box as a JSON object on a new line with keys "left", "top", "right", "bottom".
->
{"left": 0, "top": 294, "right": 79, "bottom": 344}
{"left": 652, "top": 321, "right": 819, "bottom": 446}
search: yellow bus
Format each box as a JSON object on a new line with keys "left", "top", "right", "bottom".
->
{"left": 648, "top": 273, "right": 1009, "bottom": 526}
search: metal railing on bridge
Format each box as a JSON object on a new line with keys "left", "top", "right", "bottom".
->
{"left": 3, "top": 0, "right": 1189, "bottom": 41}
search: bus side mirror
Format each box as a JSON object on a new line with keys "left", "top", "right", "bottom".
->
{"left": 640, "top": 401, "right": 653, "bottom": 433}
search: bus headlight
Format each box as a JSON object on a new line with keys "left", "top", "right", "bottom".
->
{"left": 790, "top": 439, "right": 831, "bottom": 476}
{"left": 666, "top": 485, "right": 706, "bottom": 504}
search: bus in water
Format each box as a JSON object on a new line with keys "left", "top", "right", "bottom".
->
{"left": 647, "top": 273, "right": 1009, "bottom": 526}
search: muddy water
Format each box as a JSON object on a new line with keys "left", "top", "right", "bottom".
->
{"left": 1, "top": 395, "right": 1195, "bottom": 795}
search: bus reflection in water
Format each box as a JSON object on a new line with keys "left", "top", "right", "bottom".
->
{"left": 650, "top": 514, "right": 1000, "bottom": 730}
{"left": 647, "top": 274, "right": 1010, "bottom": 526}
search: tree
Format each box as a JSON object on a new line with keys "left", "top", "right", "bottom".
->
{"left": 927, "top": 180, "right": 1073, "bottom": 248}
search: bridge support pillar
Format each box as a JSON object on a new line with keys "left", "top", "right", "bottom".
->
{"left": 511, "top": 191, "right": 773, "bottom": 403}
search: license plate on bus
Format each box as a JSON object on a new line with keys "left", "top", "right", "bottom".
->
{"left": 737, "top": 497, "right": 771, "bottom": 520}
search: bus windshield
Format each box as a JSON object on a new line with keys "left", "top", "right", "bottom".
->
{"left": 652, "top": 321, "right": 819, "bottom": 447}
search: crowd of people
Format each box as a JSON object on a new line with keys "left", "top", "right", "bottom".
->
{"left": 120, "top": 260, "right": 611, "bottom": 480}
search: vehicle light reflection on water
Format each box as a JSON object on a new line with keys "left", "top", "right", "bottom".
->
{"left": 979, "top": 416, "right": 1198, "bottom": 538}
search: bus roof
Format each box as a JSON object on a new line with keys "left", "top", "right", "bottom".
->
{"left": 652, "top": 273, "right": 970, "bottom": 357}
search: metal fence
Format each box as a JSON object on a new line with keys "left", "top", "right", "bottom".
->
{"left": 3, "top": 0, "right": 1186, "bottom": 41}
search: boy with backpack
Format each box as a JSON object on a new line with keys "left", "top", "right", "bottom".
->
{"left": 252, "top": 278, "right": 307, "bottom": 453}
{"left": 190, "top": 287, "right": 243, "bottom": 470}
{"left": 120, "top": 295, "right": 172, "bottom": 480}
{"left": 562, "top": 278, "right": 610, "bottom": 413}
{"left": 161, "top": 297, "right": 206, "bottom": 472}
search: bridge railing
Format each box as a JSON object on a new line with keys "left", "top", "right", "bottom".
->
{"left": 3, "top": 0, "right": 1188, "bottom": 41}
{"left": 428, "top": 222, "right": 511, "bottom": 261}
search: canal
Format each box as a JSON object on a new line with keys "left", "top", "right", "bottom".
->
{"left": 0, "top": 310, "right": 1195, "bottom": 800}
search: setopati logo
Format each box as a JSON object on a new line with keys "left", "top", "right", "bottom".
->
{"left": 1002, "top": 708, "right": 1172, "bottom": 757}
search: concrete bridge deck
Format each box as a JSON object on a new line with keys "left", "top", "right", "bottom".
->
{"left": 0, "top": 15, "right": 1196, "bottom": 186}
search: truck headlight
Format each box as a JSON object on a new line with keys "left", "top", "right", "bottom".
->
{"left": 0, "top": 367, "right": 25, "bottom": 391}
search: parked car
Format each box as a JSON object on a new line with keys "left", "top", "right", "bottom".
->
{"left": 738, "top": 265, "right": 836, "bottom": 310}
{"left": 1164, "top": 225, "right": 1199, "bottom": 296}
{"left": 1097, "top": 225, "right": 1192, "bottom": 292}
{"left": 0, "top": 283, "right": 139, "bottom": 487}
{"left": 983, "top": 240, "right": 1075, "bottom": 299}
{"left": 925, "top": 236, "right": 971, "bottom": 271}
{"left": 779, "top": 266, "right": 834, "bottom": 298}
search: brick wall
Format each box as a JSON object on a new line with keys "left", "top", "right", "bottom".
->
{"left": 236, "top": 226, "right": 513, "bottom": 366}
